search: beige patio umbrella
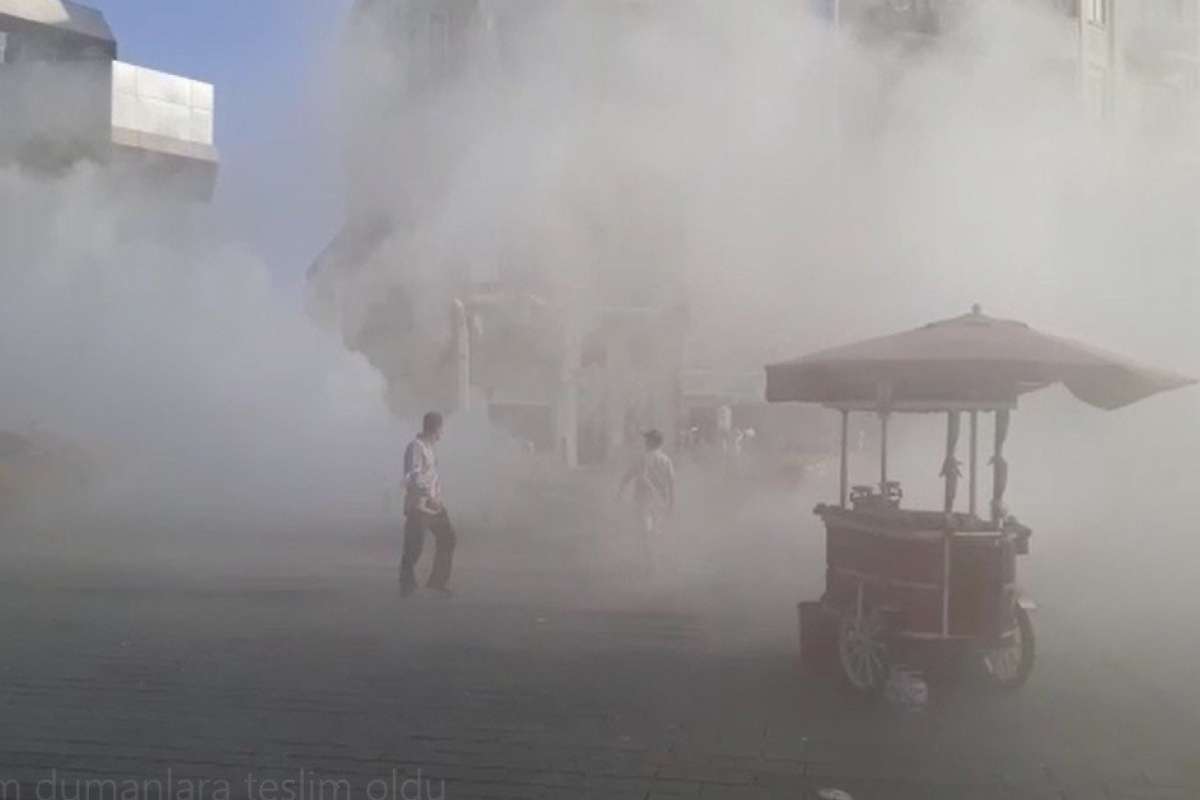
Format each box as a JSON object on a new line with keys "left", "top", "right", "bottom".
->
{"left": 765, "top": 306, "right": 1195, "bottom": 515}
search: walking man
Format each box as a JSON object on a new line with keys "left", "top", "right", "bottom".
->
{"left": 399, "top": 412, "right": 456, "bottom": 597}
{"left": 619, "top": 429, "right": 676, "bottom": 574}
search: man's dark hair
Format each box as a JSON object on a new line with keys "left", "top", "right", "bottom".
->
{"left": 422, "top": 412, "right": 444, "bottom": 435}
{"left": 643, "top": 429, "right": 664, "bottom": 449}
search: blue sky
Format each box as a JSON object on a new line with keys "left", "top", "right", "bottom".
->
{"left": 92, "top": 0, "right": 356, "bottom": 285}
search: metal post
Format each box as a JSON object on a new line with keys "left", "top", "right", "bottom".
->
{"left": 941, "top": 533, "right": 951, "bottom": 636}
{"left": 969, "top": 410, "right": 978, "bottom": 517}
{"left": 557, "top": 321, "right": 580, "bottom": 469}
{"left": 839, "top": 409, "right": 849, "bottom": 509}
{"left": 942, "top": 411, "right": 960, "bottom": 513}
{"left": 991, "top": 409, "right": 1011, "bottom": 523}
{"left": 879, "top": 412, "right": 890, "bottom": 490}
{"left": 451, "top": 298, "right": 470, "bottom": 413}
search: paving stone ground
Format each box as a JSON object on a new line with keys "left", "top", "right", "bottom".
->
{"left": 2, "top": 483, "right": 1199, "bottom": 800}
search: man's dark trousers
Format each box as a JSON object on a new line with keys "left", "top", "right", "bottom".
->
{"left": 400, "top": 507, "right": 456, "bottom": 595}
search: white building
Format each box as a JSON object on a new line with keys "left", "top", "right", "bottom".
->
{"left": 0, "top": 0, "right": 218, "bottom": 198}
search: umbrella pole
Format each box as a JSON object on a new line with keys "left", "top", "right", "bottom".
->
{"left": 969, "top": 410, "right": 978, "bottom": 517}
{"left": 991, "top": 409, "right": 1011, "bottom": 524}
{"left": 840, "top": 409, "right": 849, "bottom": 509}
{"left": 942, "top": 411, "right": 961, "bottom": 513}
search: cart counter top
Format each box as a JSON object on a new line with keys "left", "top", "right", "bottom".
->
{"left": 814, "top": 503, "right": 1030, "bottom": 540}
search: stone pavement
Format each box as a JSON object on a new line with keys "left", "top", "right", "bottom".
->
{"left": 1, "top": 560, "right": 1198, "bottom": 800}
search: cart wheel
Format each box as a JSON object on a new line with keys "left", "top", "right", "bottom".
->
{"left": 837, "top": 607, "right": 890, "bottom": 693}
{"left": 982, "top": 605, "right": 1035, "bottom": 689}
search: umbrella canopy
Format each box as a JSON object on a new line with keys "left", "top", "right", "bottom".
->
{"left": 765, "top": 306, "right": 1195, "bottom": 411}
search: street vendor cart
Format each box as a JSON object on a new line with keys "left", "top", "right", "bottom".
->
{"left": 766, "top": 306, "right": 1194, "bottom": 691}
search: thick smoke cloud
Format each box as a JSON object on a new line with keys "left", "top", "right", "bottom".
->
{"left": 327, "top": 2, "right": 1197, "bottom": 370}
{"left": 0, "top": 1, "right": 1196, "bottom": 660}
{"left": 0, "top": 164, "right": 402, "bottom": 543}
{"left": 319, "top": 0, "right": 1199, "bottom": 644}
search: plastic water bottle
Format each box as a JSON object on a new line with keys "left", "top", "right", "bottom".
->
{"left": 884, "top": 666, "right": 929, "bottom": 712}
{"left": 815, "top": 789, "right": 855, "bottom": 800}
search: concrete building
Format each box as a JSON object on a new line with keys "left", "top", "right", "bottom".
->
{"left": 0, "top": 0, "right": 218, "bottom": 198}
{"left": 1082, "top": 1, "right": 1200, "bottom": 150}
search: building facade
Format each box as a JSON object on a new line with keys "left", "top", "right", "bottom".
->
{"left": 828, "top": 0, "right": 1200, "bottom": 150}
{"left": 1085, "top": 0, "right": 1200, "bottom": 150}
{"left": 0, "top": 0, "right": 218, "bottom": 198}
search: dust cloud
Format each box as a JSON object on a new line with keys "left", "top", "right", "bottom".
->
{"left": 0, "top": 163, "right": 396, "bottom": 565}
{"left": 317, "top": 0, "right": 1197, "bottom": 647}
{"left": 1, "top": 2, "right": 1197, "bottom": 682}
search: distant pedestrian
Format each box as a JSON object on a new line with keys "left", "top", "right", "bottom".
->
{"left": 618, "top": 430, "right": 676, "bottom": 574}
{"left": 716, "top": 405, "right": 734, "bottom": 455}
{"left": 399, "top": 412, "right": 456, "bottom": 597}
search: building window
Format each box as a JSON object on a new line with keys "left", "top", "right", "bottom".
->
{"left": 1085, "top": 0, "right": 1107, "bottom": 27}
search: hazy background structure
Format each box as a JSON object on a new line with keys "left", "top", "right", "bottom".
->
{"left": 828, "top": 0, "right": 1200, "bottom": 144}
{"left": 309, "top": 0, "right": 736, "bottom": 468}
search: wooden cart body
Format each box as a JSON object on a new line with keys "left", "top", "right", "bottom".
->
{"left": 818, "top": 505, "right": 1027, "bottom": 643}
